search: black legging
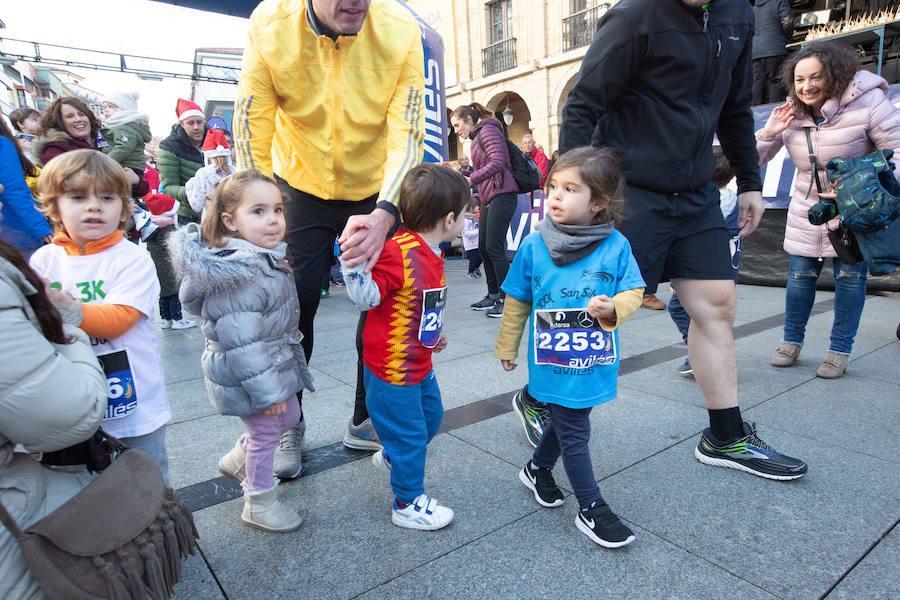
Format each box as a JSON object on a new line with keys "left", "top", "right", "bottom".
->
{"left": 479, "top": 192, "right": 518, "bottom": 295}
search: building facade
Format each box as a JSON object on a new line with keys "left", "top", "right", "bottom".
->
{"left": 406, "top": 0, "right": 613, "bottom": 159}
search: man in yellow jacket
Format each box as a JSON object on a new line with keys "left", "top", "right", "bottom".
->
{"left": 235, "top": 0, "right": 425, "bottom": 478}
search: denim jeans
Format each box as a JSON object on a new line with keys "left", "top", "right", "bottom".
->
{"left": 783, "top": 255, "right": 868, "bottom": 355}
{"left": 121, "top": 425, "right": 170, "bottom": 486}
{"left": 239, "top": 398, "right": 301, "bottom": 492}
{"left": 531, "top": 403, "right": 601, "bottom": 509}
{"left": 364, "top": 367, "right": 443, "bottom": 504}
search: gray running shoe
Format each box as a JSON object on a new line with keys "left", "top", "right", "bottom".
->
{"left": 273, "top": 419, "right": 305, "bottom": 479}
{"left": 343, "top": 417, "right": 383, "bottom": 450}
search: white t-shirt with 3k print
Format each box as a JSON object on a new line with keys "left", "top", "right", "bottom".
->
{"left": 31, "top": 239, "right": 170, "bottom": 438}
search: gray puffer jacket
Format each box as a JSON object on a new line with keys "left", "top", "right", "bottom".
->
{"left": 171, "top": 225, "right": 314, "bottom": 416}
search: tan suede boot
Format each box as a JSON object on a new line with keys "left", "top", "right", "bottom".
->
{"left": 217, "top": 437, "right": 246, "bottom": 483}
{"left": 771, "top": 342, "right": 802, "bottom": 367}
{"left": 241, "top": 488, "right": 302, "bottom": 533}
{"left": 816, "top": 352, "right": 849, "bottom": 379}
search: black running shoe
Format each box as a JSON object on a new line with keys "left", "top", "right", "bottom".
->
{"left": 695, "top": 421, "right": 808, "bottom": 481}
{"left": 576, "top": 501, "right": 635, "bottom": 548}
{"left": 512, "top": 388, "right": 550, "bottom": 448}
{"left": 518, "top": 461, "right": 564, "bottom": 507}
{"left": 470, "top": 295, "right": 497, "bottom": 310}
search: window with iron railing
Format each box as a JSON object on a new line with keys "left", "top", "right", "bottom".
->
{"left": 562, "top": 3, "right": 610, "bottom": 52}
{"left": 482, "top": 37, "right": 517, "bottom": 77}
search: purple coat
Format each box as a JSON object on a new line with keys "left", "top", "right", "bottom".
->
{"left": 469, "top": 118, "right": 517, "bottom": 205}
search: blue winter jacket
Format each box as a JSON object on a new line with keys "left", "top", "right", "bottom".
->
{"left": 0, "top": 137, "right": 51, "bottom": 254}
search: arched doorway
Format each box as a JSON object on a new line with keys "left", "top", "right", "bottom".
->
{"left": 486, "top": 91, "right": 532, "bottom": 145}
{"left": 556, "top": 74, "right": 578, "bottom": 123}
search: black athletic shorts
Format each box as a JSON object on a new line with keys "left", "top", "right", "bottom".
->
{"left": 618, "top": 182, "right": 733, "bottom": 293}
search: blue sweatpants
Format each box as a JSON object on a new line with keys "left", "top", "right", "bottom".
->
{"left": 364, "top": 367, "right": 443, "bottom": 504}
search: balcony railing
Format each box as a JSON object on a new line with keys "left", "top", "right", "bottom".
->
{"left": 482, "top": 38, "right": 517, "bottom": 77}
{"left": 562, "top": 5, "right": 606, "bottom": 52}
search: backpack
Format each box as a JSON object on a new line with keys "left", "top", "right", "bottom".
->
{"left": 824, "top": 149, "right": 900, "bottom": 234}
{"left": 475, "top": 133, "right": 542, "bottom": 194}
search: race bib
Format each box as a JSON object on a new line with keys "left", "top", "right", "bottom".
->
{"left": 533, "top": 309, "right": 616, "bottom": 369}
{"left": 97, "top": 349, "right": 138, "bottom": 420}
{"left": 418, "top": 286, "right": 447, "bottom": 348}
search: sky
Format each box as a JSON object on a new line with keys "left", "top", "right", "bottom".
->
{"left": 2, "top": 0, "right": 250, "bottom": 136}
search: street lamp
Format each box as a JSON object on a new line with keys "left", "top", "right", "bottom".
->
{"left": 502, "top": 105, "right": 514, "bottom": 124}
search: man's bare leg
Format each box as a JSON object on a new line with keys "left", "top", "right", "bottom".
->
{"left": 670, "top": 278, "right": 737, "bottom": 410}
{"left": 671, "top": 277, "right": 807, "bottom": 480}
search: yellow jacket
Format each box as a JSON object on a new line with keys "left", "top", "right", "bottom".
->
{"left": 235, "top": 0, "right": 425, "bottom": 206}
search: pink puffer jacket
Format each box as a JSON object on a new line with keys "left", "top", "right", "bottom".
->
{"left": 756, "top": 70, "right": 900, "bottom": 258}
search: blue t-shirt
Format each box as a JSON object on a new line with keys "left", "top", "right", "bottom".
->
{"left": 502, "top": 229, "right": 645, "bottom": 409}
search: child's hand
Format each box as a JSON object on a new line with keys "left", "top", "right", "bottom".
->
{"left": 587, "top": 295, "right": 616, "bottom": 321}
{"left": 263, "top": 401, "right": 287, "bottom": 416}
{"left": 501, "top": 359, "right": 517, "bottom": 371}
{"left": 433, "top": 333, "right": 448, "bottom": 353}
{"left": 43, "top": 279, "right": 79, "bottom": 307}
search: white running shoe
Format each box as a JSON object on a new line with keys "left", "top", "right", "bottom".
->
{"left": 371, "top": 449, "right": 392, "bottom": 472}
{"left": 391, "top": 494, "right": 453, "bottom": 530}
{"left": 171, "top": 318, "right": 197, "bottom": 330}
{"left": 159, "top": 319, "right": 173, "bottom": 329}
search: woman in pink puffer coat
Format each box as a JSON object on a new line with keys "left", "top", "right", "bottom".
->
{"left": 757, "top": 42, "right": 900, "bottom": 379}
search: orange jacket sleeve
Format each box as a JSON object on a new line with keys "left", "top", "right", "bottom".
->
{"left": 80, "top": 304, "right": 142, "bottom": 339}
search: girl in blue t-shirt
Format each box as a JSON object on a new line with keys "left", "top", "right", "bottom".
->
{"left": 493, "top": 147, "right": 645, "bottom": 549}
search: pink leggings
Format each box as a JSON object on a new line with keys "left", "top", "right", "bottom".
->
{"left": 239, "top": 398, "right": 300, "bottom": 492}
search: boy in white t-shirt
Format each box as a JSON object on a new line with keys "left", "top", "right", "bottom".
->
{"left": 30, "top": 150, "right": 171, "bottom": 482}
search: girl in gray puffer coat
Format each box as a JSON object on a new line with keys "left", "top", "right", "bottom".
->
{"left": 170, "top": 169, "right": 314, "bottom": 534}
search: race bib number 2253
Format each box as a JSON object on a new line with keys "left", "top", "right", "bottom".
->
{"left": 533, "top": 309, "right": 616, "bottom": 369}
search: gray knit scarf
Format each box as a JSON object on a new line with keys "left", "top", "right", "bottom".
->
{"left": 539, "top": 217, "right": 614, "bottom": 266}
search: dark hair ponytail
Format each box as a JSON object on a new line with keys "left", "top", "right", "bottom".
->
{"left": 451, "top": 102, "right": 495, "bottom": 126}
{"left": 0, "top": 237, "right": 69, "bottom": 344}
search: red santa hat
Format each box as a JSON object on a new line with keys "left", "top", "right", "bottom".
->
{"left": 175, "top": 98, "right": 204, "bottom": 122}
{"left": 144, "top": 193, "right": 180, "bottom": 218}
{"left": 202, "top": 129, "right": 231, "bottom": 160}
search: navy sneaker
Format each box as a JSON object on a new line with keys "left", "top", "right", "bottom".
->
{"left": 677, "top": 357, "right": 693, "bottom": 377}
{"left": 695, "top": 421, "right": 808, "bottom": 481}
{"left": 576, "top": 501, "right": 635, "bottom": 548}
{"left": 518, "top": 461, "right": 564, "bottom": 507}
{"left": 471, "top": 294, "right": 497, "bottom": 311}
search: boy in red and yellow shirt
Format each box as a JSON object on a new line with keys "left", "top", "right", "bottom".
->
{"left": 341, "top": 164, "right": 469, "bottom": 531}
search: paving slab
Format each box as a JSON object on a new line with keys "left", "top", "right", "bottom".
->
{"left": 190, "top": 434, "right": 547, "bottom": 600}
{"left": 843, "top": 341, "right": 900, "bottom": 385}
{"left": 450, "top": 386, "right": 707, "bottom": 485}
{"left": 356, "top": 509, "right": 777, "bottom": 600}
{"left": 828, "top": 526, "right": 900, "bottom": 599}
{"left": 599, "top": 431, "right": 900, "bottom": 599}
{"left": 171, "top": 549, "right": 225, "bottom": 599}
{"left": 167, "top": 376, "right": 216, "bottom": 424}
{"left": 161, "top": 349, "right": 205, "bottom": 385}
{"left": 166, "top": 413, "right": 245, "bottom": 489}
{"left": 745, "top": 374, "right": 900, "bottom": 465}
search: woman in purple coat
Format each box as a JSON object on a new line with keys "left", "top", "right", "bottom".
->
{"left": 451, "top": 103, "right": 518, "bottom": 318}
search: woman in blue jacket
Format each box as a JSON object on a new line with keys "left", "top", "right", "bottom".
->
{"left": 0, "top": 115, "right": 51, "bottom": 258}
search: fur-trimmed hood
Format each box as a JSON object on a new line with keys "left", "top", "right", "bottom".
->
{"left": 33, "top": 128, "right": 97, "bottom": 167}
{"left": 170, "top": 223, "right": 288, "bottom": 296}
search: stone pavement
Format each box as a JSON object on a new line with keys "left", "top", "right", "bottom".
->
{"left": 162, "top": 258, "right": 899, "bottom": 600}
